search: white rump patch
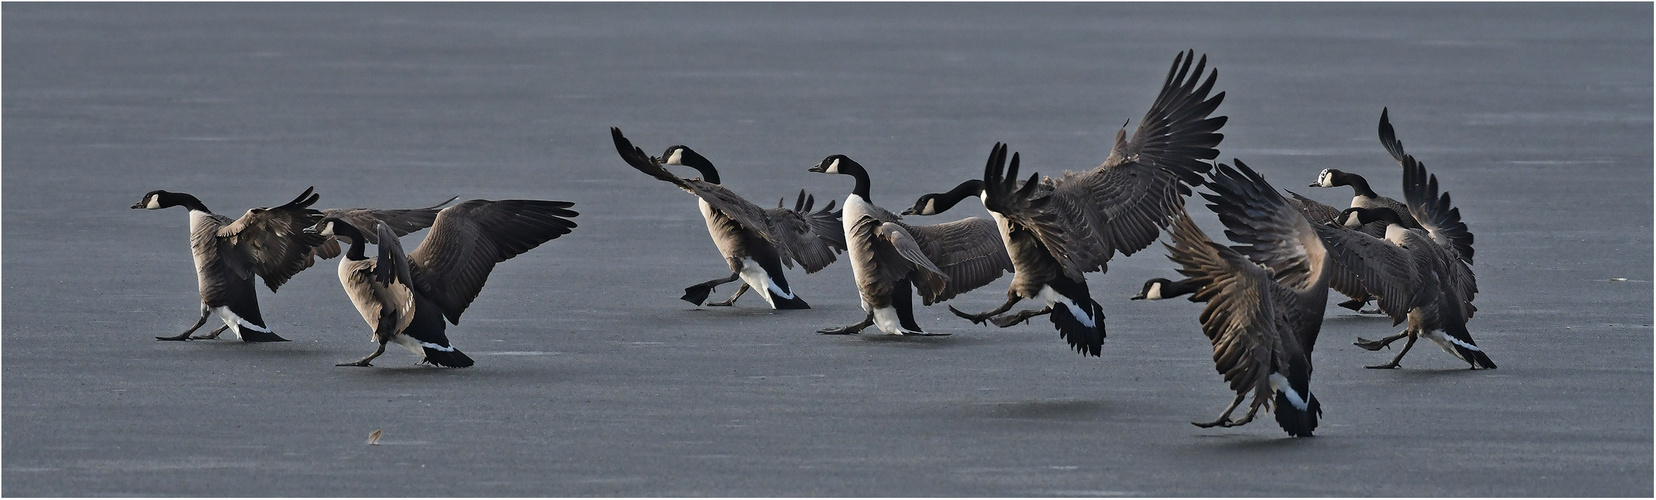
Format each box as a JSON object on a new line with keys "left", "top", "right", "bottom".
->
{"left": 1269, "top": 373, "right": 1310, "bottom": 411}
{"left": 737, "top": 259, "right": 792, "bottom": 308}
{"left": 871, "top": 306, "right": 920, "bottom": 335}
{"left": 1421, "top": 330, "right": 1481, "bottom": 360}
{"left": 1036, "top": 286, "right": 1095, "bottom": 328}
{"left": 210, "top": 306, "right": 271, "bottom": 340}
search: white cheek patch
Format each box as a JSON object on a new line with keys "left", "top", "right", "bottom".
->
{"left": 146, "top": 196, "right": 161, "bottom": 209}
{"left": 1144, "top": 282, "right": 1164, "bottom": 300}
{"left": 826, "top": 158, "right": 840, "bottom": 174}
{"left": 665, "top": 149, "right": 684, "bottom": 165}
{"left": 319, "top": 222, "right": 336, "bottom": 236}
{"left": 1316, "top": 170, "right": 1334, "bottom": 187}
{"left": 923, "top": 199, "right": 937, "bottom": 215}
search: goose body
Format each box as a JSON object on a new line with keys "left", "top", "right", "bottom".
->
{"left": 611, "top": 128, "right": 844, "bottom": 309}
{"left": 307, "top": 199, "right": 578, "bottom": 368}
{"left": 1136, "top": 160, "right": 1333, "bottom": 437}
{"left": 811, "top": 155, "right": 1012, "bottom": 336}
{"left": 909, "top": 50, "right": 1226, "bottom": 356}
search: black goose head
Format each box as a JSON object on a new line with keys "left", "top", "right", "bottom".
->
{"left": 903, "top": 179, "right": 985, "bottom": 216}
{"left": 1310, "top": 168, "right": 1348, "bottom": 188}
{"left": 660, "top": 145, "right": 720, "bottom": 184}
{"left": 1131, "top": 277, "right": 1199, "bottom": 301}
{"left": 131, "top": 190, "right": 207, "bottom": 212}
{"left": 303, "top": 216, "right": 367, "bottom": 243}
{"left": 809, "top": 154, "right": 872, "bottom": 201}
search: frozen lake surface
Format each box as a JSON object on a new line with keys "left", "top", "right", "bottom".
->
{"left": 4, "top": 3, "right": 1651, "bottom": 496}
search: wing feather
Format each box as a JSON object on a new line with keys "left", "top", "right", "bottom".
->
{"left": 407, "top": 199, "right": 579, "bottom": 324}
{"left": 216, "top": 187, "right": 328, "bottom": 291}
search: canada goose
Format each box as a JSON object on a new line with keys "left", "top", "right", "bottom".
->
{"left": 908, "top": 50, "right": 1226, "bottom": 356}
{"left": 808, "top": 154, "right": 1012, "bottom": 336}
{"left": 610, "top": 128, "right": 844, "bottom": 309}
{"left": 303, "top": 198, "right": 578, "bottom": 367}
{"left": 1327, "top": 111, "right": 1490, "bottom": 369}
{"left": 131, "top": 187, "right": 450, "bottom": 342}
{"left": 1134, "top": 160, "right": 1336, "bottom": 436}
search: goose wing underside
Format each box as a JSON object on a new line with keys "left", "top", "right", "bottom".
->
{"left": 764, "top": 190, "right": 845, "bottom": 273}
{"left": 407, "top": 199, "right": 579, "bottom": 324}
{"left": 216, "top": 187, "right": 329, "bottom": 291}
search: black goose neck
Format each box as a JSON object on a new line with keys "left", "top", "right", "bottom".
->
{"left": 167, "top": 192, "right": 210, "bottom": 212}
{"left": 330, "top": 221, "right": 370, "bottom": 260}
{"left": 1338, "top": 172, "right": 1378, "bottom": 198}
{"left": 931, "top": 179, "right": 985, "bottom": 213}
{"left": 844, "top": 162, "right": 872, "bottom": 202}
{"left": 1164, "top": 278, "right": 1203, "bottom": 298}
{"left": 678, "top": 149, "right": 720, "bottom": 184}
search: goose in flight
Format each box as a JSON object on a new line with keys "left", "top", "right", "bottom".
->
{"left": 305, "top": 198, "right": 578, "bottom": 367}
{"left": 1133, "top": 160, "right": 1335, "bottom": 436}
{"left": 809, "top": 154, "right": 1012, "bottom": 336}
{"left": 907, "top": 50, "right": 1226, "bottom": 356}
{"left": 131, "top": 187, "right": 450, "bottom": 342}
{"left": 611, "top": 128, "right": 844, "bottom": 309}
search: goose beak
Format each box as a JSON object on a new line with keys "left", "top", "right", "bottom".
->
{"left": 302, "top": 222, "right": 323, "bottom": 234}
{"left": 1129, "top": 293, "right": 1146, "bottom": 300}
{"left": 1308, "top": 182, "right": 1318, "bottom": 187}
{"left": 129, "top": 202, "right": 144, "bottom": 209}
{"left": 807, "top": 164, "right": 826, "bottom": 173}
{"left": 900, "top": 207, "right": 917, "bottom": 215}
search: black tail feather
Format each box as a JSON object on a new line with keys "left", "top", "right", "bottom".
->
{"left": 769, "top": 291, "right": 811, "bottom": 310}
{"left": 1050, "top": 299, "right": 1106, "bottom": 357}
{"left": 423, "top": 347, "right": 474, "bottom": 368}
{"left": 237, "top": 327, "right": 289, "bottom": 343}
{"left": 1274, "top": 390, "right": 1321, "bottom": 438}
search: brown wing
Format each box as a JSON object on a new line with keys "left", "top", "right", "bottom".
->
{"left": 1199, "top": 161, "right": 1327, "bottom": 291}
{"left": 216, "top": 187, "right": 328, "bottom": 291}
{"left": 764, "top": 190, "right": 845, "bottom": 273}
{"left": 1381, "top": 108, "right": 1474, "bottom": 264}
{"left": 995, "top": 51, "right": 1226, "bottom": 275}
{"left": 1164, "top": 210, "right": 1290, "bottom": 400}
{"left": 1314, "top": 225, "right": 1421, "bottom": 324}
{"left": 901, "top": 217, "right": 1013, "bottom": 304}
{"left": 612, "top": 127, "right": 781, "bottom": 245}
{"left": 1285, "top": 190, "right": 1341, "bottom": 226}
{"left": 407, "top": 199, "right": 579, "bottom": 324}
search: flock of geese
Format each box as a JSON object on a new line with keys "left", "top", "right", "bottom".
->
{"left": 132, "top": 50, "right": 1494, "bottom": 437}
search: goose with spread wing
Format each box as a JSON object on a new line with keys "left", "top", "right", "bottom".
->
{"left": 611, "top": 128, "right": 844, "bottom": 309}
{"left": 131, "top": 187, "right": 451, "bottom": 342}
{"left": 905, "top": 50, "right": 1225, "bottom": 356}
{"left": 1132, "top": 160, "right": 1332, "bottom": 436}
{"left": 1331, "top": 110, "right": 1491, "bottom": 370}
{"left": 304, "top": 198, "right": 578, "bottom": 367}
{"left": 809, "top": 154, "right": 1012, "bottom": 336}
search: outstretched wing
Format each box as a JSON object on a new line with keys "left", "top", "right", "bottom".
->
{"left": 611, "top": 127, "right": 780, "bottom": 245}
{"left": 1200, "top": 160, "right": 1326, "bottom": 291}
{"left": 1012, "top": 50, "right": 1227, "bottom": 274}
{"left": 1381, "top": 108, "right": 1474, "bottom": 265}
{"left": 1284, "top": 190, "right": 1341, "bottom": 226}
{"left": 407, "top": 199, "right": 579, "bottom": 324}
{"left": 902, "top": 217, "right": 1013, "bottom": 304}
{"left": 764, "top": 190, "right": 846, "bottom": 273}
{"left": 217, "top": 186, "right": 328, "bottom": 291}
{"left": 1314, "top": 225, "right": 1421, "bottom": 324}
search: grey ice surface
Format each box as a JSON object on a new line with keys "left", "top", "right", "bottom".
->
{"left": 4, "top": 3, "right": 1651, "bottom": 497}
